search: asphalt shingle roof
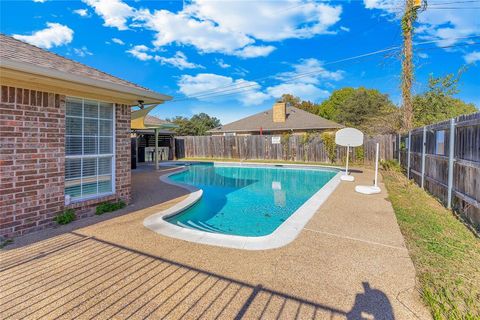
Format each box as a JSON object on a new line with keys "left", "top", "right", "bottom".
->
{"left": 144, "top": 115, "right": 174, "bottom": 127}
{"left": 208, "top": 106, "right": 343, "bottom": 133}
{"left": 0, "top": 34, "right": 151, "bottom": 92}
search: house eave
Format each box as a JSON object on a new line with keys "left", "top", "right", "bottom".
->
{"left": 0, "top": 59, "right": 172, "bottom": 105}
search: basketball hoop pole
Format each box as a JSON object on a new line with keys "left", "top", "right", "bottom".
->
{"left": 345, "top": 145, "right": 350, "bottom": 176}
{"left": 374, "top": 142, "right": 379, "bottom": 187}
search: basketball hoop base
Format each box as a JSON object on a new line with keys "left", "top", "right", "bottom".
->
{"left": 355, "top": 185, "right": 381, "bottom": 195}
{"left": 340, "top": 174, "right": 355, "bottom": 182}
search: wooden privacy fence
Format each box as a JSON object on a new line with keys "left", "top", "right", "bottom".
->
{"left": 396, "top": 112, "right": 480, "bottom": 230}
{"left": 175, "top": 134, "right": 396, "bottom": 165}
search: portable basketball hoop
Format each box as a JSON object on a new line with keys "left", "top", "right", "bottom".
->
{"left": 335, "top": 128, "right": 364, "bottom": 182}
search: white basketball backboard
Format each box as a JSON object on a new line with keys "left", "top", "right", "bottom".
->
{"left": 335, "top": 128, "right": 364, "bottom": 147}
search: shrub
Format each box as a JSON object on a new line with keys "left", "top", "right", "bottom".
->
{"left": 54, "top": 209, "right": 76, "bottom": 225}
{"left": 354, "top": 146, "right": 365, "bottom": 163}
{"left": 95, "top": 200, "right": 126, "bottom": 215}
{"left": 281, "top": 132, "right": 292, "bottom": 160}
{"left": 380, "top": 159, "right": 400, "bottom": 171}
{"left": 320, "top": 131, "right": 336, "bottom": 163}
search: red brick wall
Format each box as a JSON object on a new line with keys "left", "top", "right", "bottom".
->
{"left": 0, "top": 86, "right": 131, "bottom": 238}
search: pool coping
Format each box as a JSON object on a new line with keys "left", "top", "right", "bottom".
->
{"left": 143, "top": 162, "right": 342, "bottom": 250}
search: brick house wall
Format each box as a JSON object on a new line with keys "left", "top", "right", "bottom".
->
{"left": 0, "top": 86, "right": 131, "bottom": 238}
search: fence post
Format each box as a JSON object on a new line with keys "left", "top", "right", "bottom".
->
{"left": 398, "top": 133, "right": 401, "bottom": 164}
{"left": 447, "top": 118, "right": 456, "bottom": 209}
{"left": 407, "top": 131, "right": 411, "bottom": 179}
{"left": 421, "top": 126, "right": 427, "bottom": 189}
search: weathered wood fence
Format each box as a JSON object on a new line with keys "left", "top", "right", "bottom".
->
{"left": 175, "top": 134, "right": 396, "bottom": 165}
{"left": 174, "top": 112, "right": 479, "bottom": 230}
{"left": 396, "top": 112, "right": 480, "bottom": 230}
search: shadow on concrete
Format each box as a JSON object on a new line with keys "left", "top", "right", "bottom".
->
{"left": 0, "top": 234, "right": 394, "bottom": 319}
{"left": 1, "top": 164, "right": 189, "bottom": 250}
{"left": 347, "top": 282, "right": 394, "bottom": 320}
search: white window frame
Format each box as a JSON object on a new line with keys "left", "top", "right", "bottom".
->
{"left": 65, "top": 97, "right": 116, "bottom": 202}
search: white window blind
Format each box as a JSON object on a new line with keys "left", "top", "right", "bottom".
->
{"left": 65, "top": 97, "right": 115, "bottom": 201}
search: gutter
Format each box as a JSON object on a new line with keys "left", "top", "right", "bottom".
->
{"left": 1, "top": 59, "right": 172, "bottom": 103}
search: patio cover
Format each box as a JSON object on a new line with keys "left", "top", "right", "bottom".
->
{"left": 131, "top": 105, "right": 177, "bottom": 130}
{"left": 131, "top": 105, "right": 177, "bottom": 169}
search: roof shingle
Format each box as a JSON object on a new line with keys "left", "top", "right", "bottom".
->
{"left": 0, "top": 34, "right": 151, "bottom": 92}
{"left": 208, "top": 106, "right": 343, "bottom": 133}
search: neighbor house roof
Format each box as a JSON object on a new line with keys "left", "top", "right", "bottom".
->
{"left": 208, "top": 106, "right": 343, "bottom": 133}
{"left": 0, "top": 34, "right": 172, "bottom": 105}
{"left": 144, "top": 115, "right": 175, "bottom": 127}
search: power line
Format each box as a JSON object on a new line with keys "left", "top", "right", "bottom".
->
{"left": 170, "top": 34, "right": 480, "bottom": 103}
{"left": 169, "top": 36, "right": 479, "bottom": 103}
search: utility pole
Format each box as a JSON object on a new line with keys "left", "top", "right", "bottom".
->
{"left": 401, "top": 0, "right": 421, "bottom": 131}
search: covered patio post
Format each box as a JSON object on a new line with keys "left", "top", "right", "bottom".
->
{"left": 155, "top": 128, "right": 159, "bottom": 170}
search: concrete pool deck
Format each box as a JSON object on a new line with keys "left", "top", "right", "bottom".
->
{"left": 0, "top": 163, "right": 431, "bottom": 319}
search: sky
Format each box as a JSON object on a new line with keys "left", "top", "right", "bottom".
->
{"left": 1, "top": 0, "right": 479, "bottom": 124}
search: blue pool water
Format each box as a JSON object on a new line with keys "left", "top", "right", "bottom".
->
{"left": 165, "top": 164, "right": 337, "bottom": 237}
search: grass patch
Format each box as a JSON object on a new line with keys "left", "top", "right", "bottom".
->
{"left": 54, "top": 209, "right": 76, "bottom": 225}
{"left": 95, "top": 200, "right": 126, "bottom": 215}
{"left": 382, "top": 166, "right": 480, "bottom": 319}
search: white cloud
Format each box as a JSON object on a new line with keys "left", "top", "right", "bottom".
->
{"left": 177, "top": 60, "right": 342, "bottom": 106}
{"left": 363, "top": 1, "right": 479, "bottom": 49}
{"left": 33, "top": 0, "right": 47, "bottom": 3}
{"left": 464, "top": 51, "right": 480, "bottom": 64}
{"left": 177, "top": 73, "right": 270, "bottom": 106}
{"left": 83, "top": 0, "right": 343, "bottom": 58}
{"left": 83, "top": 0, "right": 134, "bottom": 30}
{"left": 13, "top": 22, "right": 73, "bottom": 49}
{"left": 276, "top": 58, "right": 344, "bottom": 84}
{"left": 137, "top": 8, "right": 255, "bottom": 56}
{"left": 112, "top": 37, "right": 125, "bottom": 45}
{"left": 186, "top": 0, "right": 342, "bottom": 41}
{"left": 73, "top": 46, "right": 93, "bottom": 57}
{"left": 266, "top": 83, "right": 330, "bottom": 101}
{"left": 154, "top": 51, "right": 204, "bottom": 70}
{"left": 73, "top": 8, "right": 90, "bottom": 17}
{"left": 340, "top": 26, "right": 350, "bottom": 32}
{"left": 216, "top": 59, "right": 230, "bottom": 68}
{"left": 126, "top": 45, "right": 153, "bottom": 61}
{"left": 234, "top": 45, "right": 276, "bottom": 58}
{"left": 265, "top": 59, "right": 342, "bottom": 101}
{"left": 418, "top": 52, "right": 429, "bottom": 59}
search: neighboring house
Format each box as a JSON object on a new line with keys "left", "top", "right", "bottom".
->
{"left": 207, "top": 102, "right": 343, "bottom": 136}
{"left": 0, "top": 34, "right": 171, "bottom": 238}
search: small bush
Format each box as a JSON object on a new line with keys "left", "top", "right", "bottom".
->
{"left": 54, "top": 209, "right": 76, "bottom": 225}
{"left": 354, "top": 146, "right": 365, "bottom": 163}
{"left": 320, "top": 131, "right": 336, "bottom": 163}
{"left": 95, "top": 200, "right": 126, "bottom": 215}
{"left": 0, "top": 238, "right": 13, "bottom": 249}
{"left": 380, "top": 159, "right": 400, "bottom": 171}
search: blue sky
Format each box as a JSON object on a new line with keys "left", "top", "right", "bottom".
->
{"left": 1, "top": 0, "right": 479, "bottom": 124}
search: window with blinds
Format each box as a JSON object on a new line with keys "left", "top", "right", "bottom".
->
{"left": 65, "top": 97, "right": 115, "bottom": 201}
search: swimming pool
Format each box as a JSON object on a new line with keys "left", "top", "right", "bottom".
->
{"left": 144, "top": 162, "right": 341, "bottom": 249}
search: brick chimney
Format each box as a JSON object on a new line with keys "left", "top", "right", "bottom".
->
{"left": 272, "top": 102, "right": 286, "bottom": 123}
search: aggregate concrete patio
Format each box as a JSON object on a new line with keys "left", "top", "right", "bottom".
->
{"left": 0, "top": 163, "right": 431, "bottom": 319}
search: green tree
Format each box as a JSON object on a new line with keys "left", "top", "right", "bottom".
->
{"left": 280, "top": 94, "right": 319, "bottom": 114}
{"left": 413, "top": 71, "right": 477, "bottom": 127}
{"left": 318, "top": 87, "right": 400, "bottom": 135}
{"left": 168, "top": 113, "right": 221, "bottom": 136}
{"left": 318, "top": 87, "right": 355, "bottom": 120}
{"left": 336, "top": 87, "right": 399, "bottom": 135}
